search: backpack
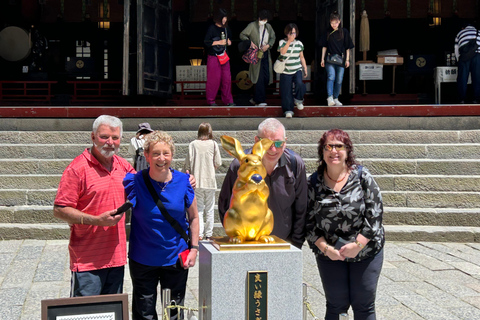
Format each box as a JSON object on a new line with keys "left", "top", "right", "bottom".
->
{"left": 459, "top": 30, "right": 479, "bottom": 62}
{"left": 134, "top": 147, "right": 149, "bottom": 171}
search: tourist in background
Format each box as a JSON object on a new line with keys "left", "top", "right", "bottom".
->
{"left": 320, "top": 12, "right": 354, "bottom": 106}
{"left": 306, "top": 129, "right": 385, "bottom": 320}
{"left": 240, "top": 9, "right": 276, "bottom": 106}
{"left": 128, "top": 122, "right": 153, "bottom": 171}
{"left": 184, "top": 122, "right": 222, "bottom": 241}
{"left": 277, "top": 23, "right": 307, "bottom": 118}
{"left": 455, "top": 21, "right": 480, "bottom": 103}
{"left": 204, "top": 8, "right": 235, "bottom": 107}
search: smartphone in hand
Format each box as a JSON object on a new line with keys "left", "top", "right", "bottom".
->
{"left": 112, "top": 200, "right": 133, "bottom": 216}
{"left": 334, "top": 237, "right": 351, "bottom": 250}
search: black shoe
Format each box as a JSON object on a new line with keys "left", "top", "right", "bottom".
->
{"left": 210, "top": 103, "right": 218, "bottom": 106}
{"left": 227, "top": 103, "right": 236, "bottom": 106}
{"left": 473, "top": 100, "right": 479, "bottom": 104}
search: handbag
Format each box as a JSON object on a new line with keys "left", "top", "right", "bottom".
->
{"left": 217, "top": 51, "right": 230, "bottom": 65}
{"left": 326, "top": 53, "right": 344, "bottom": 66}
{"left": 459, "top": 30, "right": 479, "bottom": 62}
{"left": 242, "top": 43, "right": 259, "bottom": 64}
{"left": 274, "top": 54, "right": 291, "bottom": 74}
{"left": 142, "top": 170, "right": 191, "bottom": 265}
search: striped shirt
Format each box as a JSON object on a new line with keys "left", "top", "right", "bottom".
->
{"left": 54, "top": 148, "right": 135, "bottom": 272}
{"left": 455, "top": 26, "right": 480, "bottom": 59}
{"left": 278, "top": 39, "right": 304, "bottom": 75}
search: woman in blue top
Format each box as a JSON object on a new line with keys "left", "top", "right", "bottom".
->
{"left": 123, "top": 130, "right": 199, "bottom": 320}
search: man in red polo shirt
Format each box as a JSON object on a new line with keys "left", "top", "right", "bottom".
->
{"left": 54, "top": 115, "right": 135, "bottom": 297}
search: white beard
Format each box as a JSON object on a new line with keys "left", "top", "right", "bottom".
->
{"left": 94, "top": 142, "right": 118, "bottom": 158}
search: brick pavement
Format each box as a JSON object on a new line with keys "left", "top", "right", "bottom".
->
{"left": 1, "top": 240, "right": 480, "bottom": 320}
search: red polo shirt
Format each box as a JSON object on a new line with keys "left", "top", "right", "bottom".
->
{"left": 54, "top": 148, "right": 135, "bottom": 272}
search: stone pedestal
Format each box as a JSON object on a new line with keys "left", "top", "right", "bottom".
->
{"left": 198, "top": 241, "right": 303, "bottom": 320}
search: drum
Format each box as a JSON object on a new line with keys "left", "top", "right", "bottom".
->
{"left": 0, "top": 26, "right": 32, "bottom": 62}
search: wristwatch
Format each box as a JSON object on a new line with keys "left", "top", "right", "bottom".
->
{"left": 355, "top": 240, "right": 365, "bottom": 249}
{"left": 191, "top": 245, "right": 199, "bottom": 250}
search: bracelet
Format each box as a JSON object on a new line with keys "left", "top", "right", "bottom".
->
{"left": 355, "top": 240, "right": 365, "bottom": 249}
{"left": 80, "top": 214, "right": 84, "bottom": 225}
{"left": 191, "top": 245, "right": 199, "bottom": 250}
{"left": 323, "top": 244, "right": 329, "bottom": 255}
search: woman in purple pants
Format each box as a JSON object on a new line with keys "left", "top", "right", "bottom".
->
{"left": 204, "top": 8, "right": 235, "bottom": 106}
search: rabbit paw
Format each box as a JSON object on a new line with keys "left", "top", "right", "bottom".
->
{"left": 229, "top": 236, "right": 245, "bottom": 244}
{"left": 258, "top": 235, "right": 275, "bottom": 243}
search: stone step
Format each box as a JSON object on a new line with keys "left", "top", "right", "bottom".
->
{"left": 2, "top": 174, "right": 480, "bottom": 193}
{"left": 2, "top": 130, "right": 479, "bottom": 145}
{"left": 1, "top": 143, "right": 480, "bottom": 160}
{"left": 1, "top": 222, "right": 479, "bottom": 242}
{"left": 3, "top": 205, "right": 480, "bottom": 227}
{"left": 2, "top": 159, "right": 480, "bottom": 176}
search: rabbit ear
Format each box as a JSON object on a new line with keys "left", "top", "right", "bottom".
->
{"left": 221, "top": 135, "right": 246, "bottom": 160}
{"left": 252, "top": 138, "right": 273, "bottom": 158}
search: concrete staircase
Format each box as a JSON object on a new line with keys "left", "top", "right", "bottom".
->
{"left": 1, "top": 117, "right": 480, "bottom": 242}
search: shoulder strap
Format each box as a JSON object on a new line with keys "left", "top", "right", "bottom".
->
{"left": 142, "top": 169, "right": 190, "bottom": 245}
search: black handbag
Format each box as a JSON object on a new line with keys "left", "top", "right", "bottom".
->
{"left": 459, "top": 30, "right": 479, "bottom": 62}
{"left": 326, "top": 53, "right": 344, "bottom": 66}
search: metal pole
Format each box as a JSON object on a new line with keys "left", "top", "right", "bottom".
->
{"left": 303, "top": 283, "right": 308, "bottom": 320}
{"left": 162, "top": 288, "right": 171, "bottom": 320}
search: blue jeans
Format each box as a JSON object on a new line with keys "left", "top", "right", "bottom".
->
{"left": 316, "top": 249, "right": 384, "bottom": 320}
{"left": 326, "top": 63, "right": 345, "bottom": 98}
{"left": 254, "top": 50, "right": 269, "bottom": 104}
{"left": 280, "top": 70, "right": 306, "bottom": 114}
{"left": 457, "top": 53, "right": 480, "bottom": 101}
{"left": 71, "top": 266, "right": 124, "bottom": 297}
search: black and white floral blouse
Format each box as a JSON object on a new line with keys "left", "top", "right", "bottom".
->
{"left": 306, "top": 165, "right": 385, "bottom": 262}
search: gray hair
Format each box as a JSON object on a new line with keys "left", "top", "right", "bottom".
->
{"left": 257, "top": 118, "right": 286, "bottom": 139}
{"left": 92, "top": 115, "right": 123, "bottom": 136}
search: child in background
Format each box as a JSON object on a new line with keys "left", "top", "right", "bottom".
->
{"left": 184, "top": 122, "right": 222, "bottom": 240}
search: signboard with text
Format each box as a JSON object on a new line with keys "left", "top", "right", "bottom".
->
{"left": 247, "top": 271, "right": 268, "bottom": 320}
{"left": 359, "top": 64, "right": 383, "bottom": 80}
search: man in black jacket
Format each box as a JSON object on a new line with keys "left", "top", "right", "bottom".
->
{"left": 218, "top": 118, "right": 307, "bottom": 248}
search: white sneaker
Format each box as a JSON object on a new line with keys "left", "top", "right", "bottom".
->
{"left": 249, "top": 98, "right": 256, "bottom": 105}
{"left": 327, "top": 96, "right": 335, "bottom": 106}
{"left": 285, "top": 112, "right": 293, "bottom": 118}
{"left": 334, "top": 98, "right": 343, "bottom": 106}
{"left": 258, "top": 102, "right": 268, "bottom": 106}
{"left": 294, "top": 101, "right": 304, "bottom": 110}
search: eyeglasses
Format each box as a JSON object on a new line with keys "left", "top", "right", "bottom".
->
{"left": 323, "top": 144, "right": 346, "bottom": 151}
{"left": 258, "top": 137, "right": 285, "bottom": 148}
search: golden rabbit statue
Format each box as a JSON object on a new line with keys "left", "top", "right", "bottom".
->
{"left": 220, "top": 135, "right": 275, "bottom": 244}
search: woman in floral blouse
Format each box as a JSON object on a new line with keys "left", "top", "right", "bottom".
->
{"left": 306, "top": 129, "right": 385, "bottom": 320}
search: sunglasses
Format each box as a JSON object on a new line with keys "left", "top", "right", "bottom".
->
{"left": 258, "top": 137, "right": 286, "bottom": 148}
{"left": 323, "top": 144, "right": 346, "bottom": 151}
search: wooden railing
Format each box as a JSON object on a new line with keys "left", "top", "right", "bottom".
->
{"left": 67, "top": 81, "right": 122, "bottom": 103}
{"left": 0, "top": 81, "right": 57, "bottom": 102}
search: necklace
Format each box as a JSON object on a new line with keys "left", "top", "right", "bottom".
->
{"left": 325, "top": 169, "right": 348, "bottom": 183}
{"left": 155, "top": 171, "right": 172, "bottom": 192}
{"left": 156, "top": 180, "right": 170, "bottom": 192}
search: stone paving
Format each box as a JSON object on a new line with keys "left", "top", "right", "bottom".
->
{"left": 2, "top": 240, "right": 480, "bottom": 320}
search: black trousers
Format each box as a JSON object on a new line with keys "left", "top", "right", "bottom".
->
{"left": 316, "top": 248, "right": 384, "bottom": 320}
{"left": 129, "top": 258, "right": 189, "bottom": 320}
